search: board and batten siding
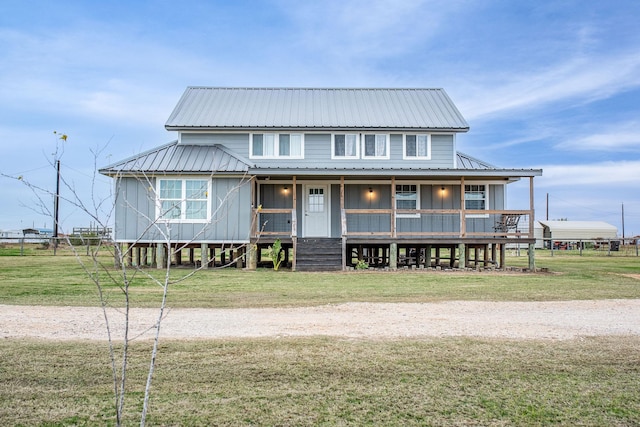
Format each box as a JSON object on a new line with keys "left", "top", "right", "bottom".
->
{"left": 114, "top": 176, "right": 251, "bottom": 242}
{"left": 179, "top": 132, "right": 456, "bottom": 168}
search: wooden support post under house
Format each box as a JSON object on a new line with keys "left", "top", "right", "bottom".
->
{"left": 126, "top": 244, "right": 133, "bottom": 267}
{"left": 459, "top": 243, "right": 466, "bottom": 269}
{"left": 389, "top": 242, "right": 397, "bottom": 270}
{"left": 201, "top": 243, "right": 208, "bottom": 269}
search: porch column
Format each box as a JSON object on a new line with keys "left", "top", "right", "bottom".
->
{"left": 340, "top": 176, "right": 346, "bottom": 270}
{"left": 250, "top": 177, "right": 257, "bottom": 239}
{"left": 292, "top": 176, "right": 297, "bottom": 272}
{"left": 529, "top": 176, "right": 536, "bottom": 271}
{"left": 460, "top": 177, "right": 466, "bottom": 237}
{"left": 391, "top": 177, "right": 396, "bottom": 238}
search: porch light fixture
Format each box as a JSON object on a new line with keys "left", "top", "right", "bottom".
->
{"left": 368, "top": 187, "right": 373, "bottom": 193}
{"left": 283, "top": 186, "right": 289, "bottom": 194}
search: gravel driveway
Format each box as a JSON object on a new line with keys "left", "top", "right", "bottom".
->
{"left": 2, "top": 300, "right": 640, "bottom": 341}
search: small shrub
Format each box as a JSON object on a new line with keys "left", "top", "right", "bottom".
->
{"left": 267, "top": 239, "right": 284, "bottom": 271}
{"left": 356, "top": 259, "right": 369, "bottom": 270}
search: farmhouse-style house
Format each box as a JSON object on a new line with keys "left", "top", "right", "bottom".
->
{"left": 100, "top": 87, "right": 542, "bottom": 271}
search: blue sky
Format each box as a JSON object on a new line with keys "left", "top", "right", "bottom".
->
{"left": 1, "top": 0, "right": 639, "bottom": 236}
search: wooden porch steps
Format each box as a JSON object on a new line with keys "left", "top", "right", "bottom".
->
{"left": 295, "top": 238, "right": 343, "bottom": 272}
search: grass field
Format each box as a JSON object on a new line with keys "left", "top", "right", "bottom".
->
{"left": 0, "top": 246, "right": 639, "bottom": 308}
{"left": 1, "top": 246, "right": 639, "bottom": 425}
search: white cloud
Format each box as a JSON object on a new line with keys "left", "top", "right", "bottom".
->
{"left": 537, "top": 160, "right": 640, "bottom": 187}
{"left": 557, "top": 121, "right": 640, "bottom": 151}
{"left": 277, "top": 0, "right": 466, "bottom": 61}
{"left": 456, "top": 50, "right": 640, "bottom": 121}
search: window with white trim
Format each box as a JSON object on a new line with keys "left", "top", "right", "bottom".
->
{"left": 396, "top": 184, "right": 420, "bottom": 217}
{"left": 403, "top": 134, "right": 431, "bottom": 159}
{"left": 362, "top": 134, "right": 389, "bottom": 159}
{"left": 250, "top": 133, "right": 303, "bottom": 159}
{"left": 332, "top": 133, "right": 359, "bottom": 158}
{"left": 158, "top": 178, "right": 210, "bottom": 221}
{"left": 464, "top": 184, "right": 487, "bottom": 211}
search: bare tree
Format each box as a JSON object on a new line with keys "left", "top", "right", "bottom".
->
{"left": 2, "top": 134, "right": 257, "bottom": 426}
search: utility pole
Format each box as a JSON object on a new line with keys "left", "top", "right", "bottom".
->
{"left": 622, "top": 202, "right": 625, "bottom": 241}
{"left": 53, "top": 159, "right": 60, "bottom": 254}
{"left": 546, "top": 192, "right": 549, "bottom": 220}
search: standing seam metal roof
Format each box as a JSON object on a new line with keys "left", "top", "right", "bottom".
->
{"left": 98, "top": 142, "right": 251, "bottom": 175}
{"left": 165, "top": 87, "right": 470, "bottom": 130}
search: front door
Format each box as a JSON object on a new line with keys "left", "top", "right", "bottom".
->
{"left": 303, "top": 184, "right": 330, "bottom": 237}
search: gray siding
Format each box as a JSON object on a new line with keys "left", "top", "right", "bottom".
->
{"left": 179, "top": 131, "right": 456, "bottom": 170}
{"left": 431, "top": 135, "right": 455, "bottom": 167}
{"left": 181, "top": 133, "right": 250, "bottom": 157}
{"left": 114, "top": 176, "right": 251, "bottom": 242}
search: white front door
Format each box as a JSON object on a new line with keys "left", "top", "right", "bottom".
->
{"left": 303, "top": 184, "right": 330, "bottom": 237}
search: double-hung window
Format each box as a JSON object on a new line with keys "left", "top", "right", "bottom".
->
{"left": 251, "top": 133, "right": 303, "bottom": 159}
{"left": 158, "top": 178, "right": 210, "bottom": 222}
{"left": 464, "top": 184, "right": 488, "bottom": 216}
{"left": 362, "top": 134, "right": 389, "bottom": 159}
{"left": 396, "top": 184, "right": 420, "bottom": 218}
{"left": 404, "top": 134, "right": 431, "bottom": 159}
{"left": 332, "top": 133, "right": 359, "bottom": 159}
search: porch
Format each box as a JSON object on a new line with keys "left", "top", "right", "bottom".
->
{"left": 251, "top": 176, "right": 537, "bottom": 271}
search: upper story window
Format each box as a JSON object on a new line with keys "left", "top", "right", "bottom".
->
{"left": 158, "top": 178, "right": 210, "bottom": 222}
{"left": 332, "top": 133, "right": 359, "bottom": 159}
{"left": 250, "top": 133, "right": 303, "bottom": 159}
{"left": 403, "top": 134, "right": 431, "bottom": 159}
{"left": 395, "top": 184, "right": 420, "bottom": 218}
{"left": 362, "top": 134, "right": 390, "bottom": 159}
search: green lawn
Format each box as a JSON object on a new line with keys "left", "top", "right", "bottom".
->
{"left": 0, "top": 247, "right": 639, "bottom": 308}
{"left": 1, "top": 246, "right": 639, "bottom": 425}
{"left": 1, "top": 337, "right": 639, "bottom": 426}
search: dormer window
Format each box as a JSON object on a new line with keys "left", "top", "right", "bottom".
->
{"left": 251, "top": 133, "right": 303, "bottom": 159}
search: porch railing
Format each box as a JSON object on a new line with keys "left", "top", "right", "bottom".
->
{"left": 252, "top": 208, "right": 533, "bottom": 239}
{"left": 252, "top": 208, "right": 297, "bottom": 238}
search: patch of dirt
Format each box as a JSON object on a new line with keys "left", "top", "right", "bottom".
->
{"left": 2, "top": 300, "right": 640, "bottom": 341}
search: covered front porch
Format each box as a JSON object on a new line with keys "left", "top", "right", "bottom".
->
{"left": 250, "top": 173, "right": 538, "bottom": 271}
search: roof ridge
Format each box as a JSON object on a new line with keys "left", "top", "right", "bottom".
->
{"left": 186, "top": 86, "right": 445, "bottom": 91}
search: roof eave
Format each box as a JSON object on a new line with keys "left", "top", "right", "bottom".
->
{"left": 247, "top": 168, "right": 542, "bottom": 178}
{"left": 166, "top": 125, "right": 470, "bottom": 133}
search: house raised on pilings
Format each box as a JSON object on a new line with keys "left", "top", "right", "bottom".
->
{"left": 99, "top": 87, "right": 542, "bottom": 271}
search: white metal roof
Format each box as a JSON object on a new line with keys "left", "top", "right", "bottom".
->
{"left": 165, "top": 87, "right": 470, "bottom": 131}
{"left": 538, "top": 220, "right": 618, "bottom": 240}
